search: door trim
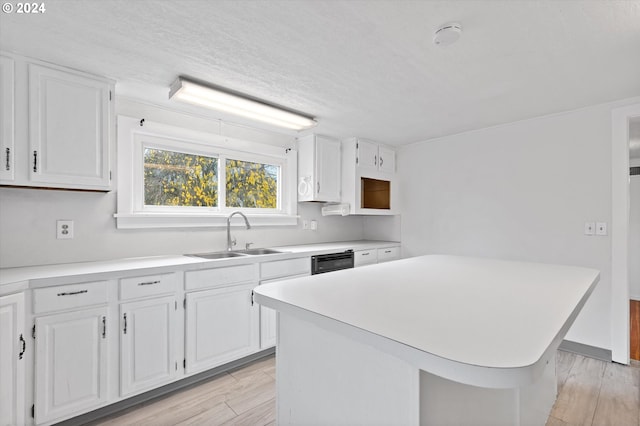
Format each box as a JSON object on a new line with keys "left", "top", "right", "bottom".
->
{"left": 611, "top": 102, "right": 640, "bottom": 364}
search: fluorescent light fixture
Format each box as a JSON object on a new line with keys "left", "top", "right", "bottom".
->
{"left": 169, "top": 77, "right": 317, "bottom": 130}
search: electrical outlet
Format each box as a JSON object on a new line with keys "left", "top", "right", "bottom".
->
{"left": 584, "top": 222, "right": 595, "bottom": 236}
{"left": 57, "top": 220, "right": 74, "bottom": 239}
{"left": 310, "top": 220, "right": 318, "bottom": 231}
{"left": 596, "top": 222, "right": 607, "bottom": 236}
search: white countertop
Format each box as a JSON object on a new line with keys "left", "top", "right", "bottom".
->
{"left": 0, "top": 240, "right": 399, "bottom": 288}
{"left": 254, "top": 255, "right": 599, "bottom": 387}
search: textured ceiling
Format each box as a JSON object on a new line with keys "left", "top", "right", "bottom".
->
{"left": 1, "top": 0, "right": 639, "bottom": 145}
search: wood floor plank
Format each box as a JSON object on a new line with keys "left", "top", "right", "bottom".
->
{"left": 550, "top": 354, "right": 606, "bottom": 425}
{"left": 90, "top": 352, "right": 640, "bottom": 426}
{"left": 545, "top": 415, "right": 571, "bottom": 426}
{"left": 225, "top": 373, "right": 275, "bottom": 416}
{"left": 219, "top": 398, "right": 275, "bottom": 426}
{"left": 591, "top": 362, "right": 640, "bottom": 426}
{"left": 228, "top": 356, "right": 276, "bottom": 381}
{"left": 556, "top": 350, "right": 577, "bottom": 395}
{"left": 92, "top": 373, "right": 239, "bottom": 425}
{"left": 172, "top": 402, "right": 237, "bottom": 426}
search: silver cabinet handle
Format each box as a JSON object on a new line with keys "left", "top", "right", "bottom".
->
{"left": 380, "top": 157, "right": 384, "bottom": 167}
{"left": 138, "top": 280, "right": 161, "bottom": 286}
{"left": 123, "top": 313, "right": 127, "bottom": 334}
{"left": 5, "top": 148, "right": 10, "bottom": 171}
{"left": 361, "top": 252, "right": 370, "bottom": 256}
{"left": 102, "top": 316, "right": 107, "bottom": 339}
{"left": 374, "top": 155, "right": 377, "bottom": 166}
{"left": 317, "top": 182, "right": 320, "bottom": 194}
{"left": 33, "top": 151, "right": 38, "bottom": 172}
{"left": 384, "top": 250, "right": 392, "bottom": 253}
{"left": 57, "top": 290, "right": 88, "bottom": 296}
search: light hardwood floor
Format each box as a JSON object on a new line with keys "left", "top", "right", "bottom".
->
{"left": 91, "top": 351, "right": 639, "bottom": 426}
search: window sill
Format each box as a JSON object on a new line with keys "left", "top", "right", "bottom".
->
{"left": 114, "top": 213, "right": 299, "bottom": 229}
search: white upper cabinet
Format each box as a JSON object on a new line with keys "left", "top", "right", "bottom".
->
{"left": 297, "top": 134, "right": 341, "bottom": 202}
{"left": 342, "top": 138, "right": 398, "bottom": 215}
{"left": 377, "top": 145, "right": 396, "bottom": 174}
{"left": 0, "top": 55, "right": 15, "bottom": 182}
{"left": 0, "top": 52, "right": 114, "bottom": 191}
{"left": 357, "top": 139, "right": 395, "bottom": 174}
{"left": 29, "top": 63, "right": 112, "bottom": 190}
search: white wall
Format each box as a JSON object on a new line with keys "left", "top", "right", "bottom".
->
{"left": 363, "top": 215, "right": 401, "bottom": 242}
{"left": 0, "top": 98, "right": 365, "bottom": 268}
{"left": 397, "top": 98, "right": 640, "bottom": 351}
{"left": 630, "top": 157, "right": 640, "bottom": 300}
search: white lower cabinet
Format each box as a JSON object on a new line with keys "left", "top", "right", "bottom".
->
{"left": 34, "top": 306, "right": 109, "bottom": 425}
{"left": 259, "top": 304, "right": 278, "bottom": 350}
{"left": 377, "top": 246, "right": 400, "bottom": 263}
{"left": 355, "top": 246, "right": 401, "bottom": 267}
{"left": 0, "top": 292, "right": 25, "bottom": 426}
{"left": 259, "top": 257, "right": 311, "bottom": 349}
{"left": 185, "top": 283, "right": 258, "bottom": 374}
{"left": 354, "top": 249, "right": 378, "bottom": 267}
{"left": 120, "top": 296, "right": 176, "bottom": 397}
{"left": 20, "top": 246, "right": 398, "bottom": 424}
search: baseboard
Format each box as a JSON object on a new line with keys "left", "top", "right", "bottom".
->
{"left": 57, "top": 348, "right": 276, "bottom": 426}
{"left": 559, "top": 340, "right": 612, "bottom": 362}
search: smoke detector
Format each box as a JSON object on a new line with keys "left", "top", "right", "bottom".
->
{"left": 433, "top": 23, "right": 462, "bottom": 46}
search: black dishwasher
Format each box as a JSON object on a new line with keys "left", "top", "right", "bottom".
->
{"left": 311, "top": 250, "right": 354, "bottom": 275}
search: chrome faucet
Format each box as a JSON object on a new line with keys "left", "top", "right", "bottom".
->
{"left": 227, "top": 211, "right": 251, "bottom": 251}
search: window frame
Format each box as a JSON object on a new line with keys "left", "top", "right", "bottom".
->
{"left": 116, "top": 116, "right": 297, "bottom": 229}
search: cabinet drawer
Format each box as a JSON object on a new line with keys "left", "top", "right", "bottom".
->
{"left": 33, "top": 281, "right": 108, "bottom": 314}
{"left": 119, "top": 273, "right": 176, "bottom": 300}
{"left": 354, "top": 249, "right": 378, "bottom": 267}
{"left": 261, "top": 257, "right": 310, "bottom": 280}
{"left": 377, "top": 247, "right": 400, "bottom": 263}
{"left": 186, "top": 264, "right": 256, "bottom": 291}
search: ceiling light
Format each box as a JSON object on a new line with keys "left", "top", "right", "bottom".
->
{"left": 433, "top": 23, "right": 462, "bottom": 46}
{"left": 169, "top": 77, "right": 317, "bottom": 130}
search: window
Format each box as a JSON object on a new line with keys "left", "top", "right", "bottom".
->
{"left": 116, "top": 116, "right": 297, "bottom": 228}
{"left": 144, "top": 148, "right": 218, "bottom": 207}
{"left": 225, "top": 159, "right": 279, "bottom": 209}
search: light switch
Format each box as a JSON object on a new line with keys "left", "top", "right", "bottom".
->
{"left": 310, "top": 220, "right": 318, "bottom": 231}
{"left": 584, "top": 222, "right": 595, "bottom": 236}
{"left": 596, "top": 222, "right": 607, "bottom": 236}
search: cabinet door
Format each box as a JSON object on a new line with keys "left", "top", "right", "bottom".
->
{"left": 185, "top": 284, "right": 258, "bottom": 374}
{"left": 35, "top": 306, "right": 109, "bottom": 424}
{"left": 378, "top": 145, "right": 396, "bottom": 174}
{"left": 0, "top": 293, "right": 25, "bottom": 426}
{"left": 315, "top": 136, "right": 341, "bottom": 202}
{"left": 29, "top": 63, "right": 111, "bottom": 190}
{"left": 356, "top": 140, "right": 379, "bottom": 172}
{"left": 259, "top": 273, "right": 309, "bottom": 349}
{"left": 0, "top": 55, "right": 14, "bottom": 182}
{"left": 260, "top": 305, "right": 278, "bottom": 350}
{"left": 120, "top": 296, "right": 176, "bottom": 397}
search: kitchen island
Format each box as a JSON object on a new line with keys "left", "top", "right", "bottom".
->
{"left": 253, "top": 255, "right": 600, "bottom": 426}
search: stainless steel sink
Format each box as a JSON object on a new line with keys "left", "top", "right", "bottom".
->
{"left": 186, "top": 251, "right": 247, "bottom": 259}
{"left": 236, "top": 248, "right": 284, "bottom": 255}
